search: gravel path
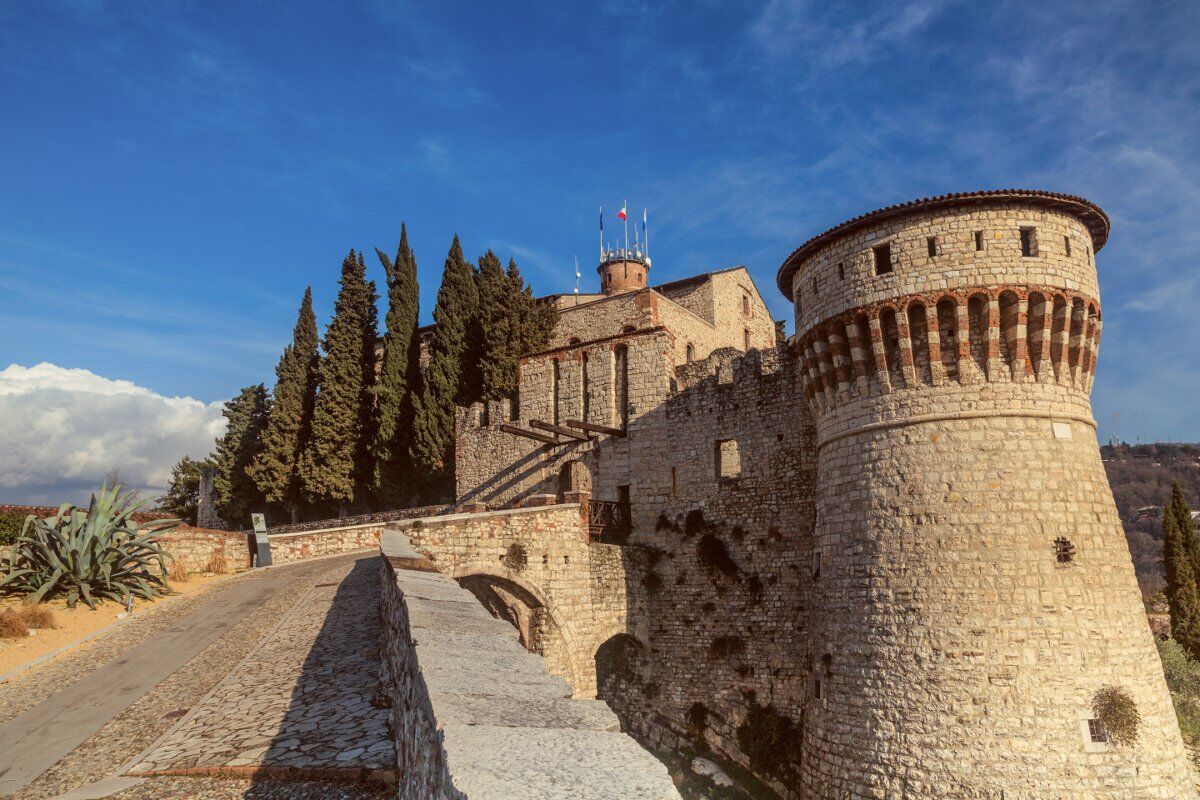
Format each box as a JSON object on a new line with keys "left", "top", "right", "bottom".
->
{"left": 5, "top": 554, "right": 378, "bottom": 800}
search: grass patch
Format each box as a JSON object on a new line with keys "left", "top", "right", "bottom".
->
{"left": 17, "top": 604, "right": 58, "bottom": 629}
{"left": 0, "top": 609, "right": 29, "bottom": 639}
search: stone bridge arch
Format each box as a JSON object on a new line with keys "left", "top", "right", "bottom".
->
{"left": 451, "top": 564, "right": 588, "bottom": 693}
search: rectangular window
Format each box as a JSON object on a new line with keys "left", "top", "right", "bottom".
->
{"left": 742, "top": 291, "right": 751, "bottom": 315}
{"left": 613, "top": 345, "right": 629, "bottom": 431}
{"left": 812, "top": 550, "right": 822, "bottom": 579}
{"left": 715, "top": 439, "right": 741, "bottom": 479}
{"left": 927, "top": 236, "right": 938, "bottom": 257}
{"left": 838, "top": 262, "right": 845, "bottom": 280}
{"left": 1087, "top": 719, "right": 1108, "bottom": 744}
{"left": 743, "top": 328, "right": 752, "bottom": 350}
{"left": 1064, "top": 235, "right": 1072, "bottom": 257}
{"left": 1020, "top": 226, "right": 1038, "bottom": 257}
{"left": 873, "top": 244, "right": 893, "bottom": 275}
{"left": 974, "top": 230, "right": 984, "bottom": 251}
{"left": 814, "top": 678, "right": 822, "bottom": 700}
{"left": 552, "top": 359, "right": 561, "bottom": 425}
{"left": 581, "top": 352, "right": 590, "bottom": 423}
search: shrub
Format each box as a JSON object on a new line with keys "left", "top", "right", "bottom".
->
{"left": 1092, "top": 685, "right": 1140, "bottom": 746}
{"left": 698, "top": 535, "right": 739, "bottom": 577}
{"left": 0, "top": 484, "right": 175, "bottom": 608}
{"left": 1158, "top": 637, "right": 1200, "bottom": 744}
{"left": 0, "top": 609, "right": 28, "bottom": 638}
{"left": 17, "top": 604, "right": 58, "bottom": 629}
{"left": 502, "top": 542, "right": 528, "bottom": 572}
{"left": 168, "top": 558, "right": 190, "bottom": 583}
{"left": 205, "top": 552, "right": 230, "bottom": 575}
{"left": 0, "top": 510, "right": 28, "bottom": 547}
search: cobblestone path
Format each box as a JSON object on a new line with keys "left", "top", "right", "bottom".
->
{"left": 126, "top": 557, "right": 395, "bottom": 782}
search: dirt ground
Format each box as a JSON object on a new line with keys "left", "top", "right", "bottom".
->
{"left": 0, "top": 571, "right": 239, "bottom": 677}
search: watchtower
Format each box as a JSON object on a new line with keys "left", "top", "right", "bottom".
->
{"left": 598, "top": 247, "right": 650, "bottom": 295}
{"left": 777, "top": 190, "right": 1193, "bottom": 798}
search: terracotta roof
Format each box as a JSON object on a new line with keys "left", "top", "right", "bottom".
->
{"left": 775, "top": 189, "right": 1110, "bottom": 299}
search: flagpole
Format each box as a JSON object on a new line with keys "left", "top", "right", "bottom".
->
{"left": 624, "top": 201, "right": 630, "bottom": 254}
{"left": 643, "top": 209, "right": 649, "bottom": 260}
{"left": 599, "top": 207, "right": 603, "bottom": 262}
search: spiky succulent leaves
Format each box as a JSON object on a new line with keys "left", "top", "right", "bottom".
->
{"left": 299, "top": 251, "right": 378, "bottom": 511}
{"left": 0, "top": 483, "right": 176, "bottom": 609}
{"left": 212, "top": 384, "right": 270, "bottom": 529}
{"left": 249, "top": 287, "right": 319, "bottom": 522}
{"left": 410, "top": 236, "right": 477, "bottom": 498}
{"left": 374, "top": 224, "right": 422, "bottom": 508}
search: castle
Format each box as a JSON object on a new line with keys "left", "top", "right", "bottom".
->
{"left": 404, "top": 190, "right": 1193, "bottom": 798}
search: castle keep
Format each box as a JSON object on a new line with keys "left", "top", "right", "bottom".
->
{"left": 395, "top": 190, "right": 1193, "bottom": 798}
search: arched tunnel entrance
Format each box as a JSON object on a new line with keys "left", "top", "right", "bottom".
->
{"left": 594, "top": 633, "right": 650, "bottom": 733}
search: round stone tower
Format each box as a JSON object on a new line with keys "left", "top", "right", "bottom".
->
{"left": 598, "top": 248, "right": 650, "bottom": 295}
{"left": 777, "top": 190, "right": 1194, "bottom": 798}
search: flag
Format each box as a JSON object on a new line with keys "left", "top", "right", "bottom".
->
{"left": 642, "top": 208, "right": 647, "bottom": 232}
{"left": 618, "top": 204, "right": 627, "bottom": 221}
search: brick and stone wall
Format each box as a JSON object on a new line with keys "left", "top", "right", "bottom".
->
{"left": 378, "top": 530, "right": 680, "bottom": 799}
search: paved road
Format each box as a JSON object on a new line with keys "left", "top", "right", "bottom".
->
{"left": 0, "top": 554, "right": 365, "bottom": 796}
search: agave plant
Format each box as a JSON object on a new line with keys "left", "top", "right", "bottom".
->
{"left": 0, "top": 484, "right": 178, "bottom": 609}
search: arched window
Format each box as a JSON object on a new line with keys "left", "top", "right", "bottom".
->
{"left": 686, "top": 343, "right": 695, "bottom": 362}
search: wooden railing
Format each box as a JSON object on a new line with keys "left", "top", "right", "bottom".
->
{"left": 588, "top": 499, "right": 631, "bottom": 544}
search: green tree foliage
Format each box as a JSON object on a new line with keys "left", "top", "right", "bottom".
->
{"left": 159, "top": 454, "right": 217, "bottom": 525}
{"left": 373, "top": 224, "right": 423, "bottom": 508}
{"left": 506, "top": 258, "right": 557, "bottom": 359}
{"left": 299, "top": 251, "right": 378, "bottom": 514}
{"left": 248, "top": 287, "right": 319, "bottom": 523}
{"left": 1158, "top": 636, "right": 1200, "bottom": 744}
{"left": 476, "top": 250, "right": 515, "bottom": 401}
{"left": 212, "top": 384, "right": 270, "bottom": 529}
{"left": 1168, "top": 482, "right": 1199, "bottom": 582}
{"left": 410, "top": 235, "right": 476, "bottom": 498}
{"left": 1164, "top": 481, "right": 1200, "bottom": 660}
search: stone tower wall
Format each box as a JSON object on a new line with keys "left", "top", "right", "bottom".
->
{"left": 787, "top": 199, "right": 1194, "bottom": 799}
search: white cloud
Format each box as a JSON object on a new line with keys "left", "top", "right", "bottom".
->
{"left": 0, "top": 363, "right": 226, "bottom": 505}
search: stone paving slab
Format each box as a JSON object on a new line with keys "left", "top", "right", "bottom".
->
{"left": 428, "top": 691, "right": 620, "bottom": 731}
{"left": 125, "top": 559, "right": 394, "bottom": 781}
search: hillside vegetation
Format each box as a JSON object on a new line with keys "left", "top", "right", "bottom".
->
{"left": 1101, "top": 442, "right": 1200, "bottom": 593}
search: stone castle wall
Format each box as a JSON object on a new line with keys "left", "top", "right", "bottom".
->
{"left": 788, "top": 199, "right": 1193, "bottom": 798}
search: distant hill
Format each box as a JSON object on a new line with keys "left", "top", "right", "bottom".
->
{"left": 1101, "top": 442, "right": 1200, "bottom": 594}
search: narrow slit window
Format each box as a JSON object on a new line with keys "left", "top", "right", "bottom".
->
{"left": 613, "top": 345, "right": 629, "bottom": 430}
{"left": 974, "top": 230, "right": 984, "bottom": 251}
{"left": 742, "top": 292, "right": 751, "bottom": 315}
{"left": 552, "top": 359, "right": 561, "bottom": 425}
{"left": 838, "top": 262, "right": 845, "bottom": 280}
{"left": 1020, "top": 226, "right": 1038, "bottom": 257}
{"left": 743, "top": 328, "right": 751, "bottom": 350}
{"left": 1064, "top": 236, "right": 1072, "bottom": 256}
{"left": 814, "top": 678, "right": 822, "bottom": 700}
{"left": 581, "top": 352, "right": 590, "bottom": 422}
{"left": 686, "top": 342, "right": 695, "bottom": 362}
{"left": 873, "top": 244, "right": 893, "bottom": 275}
{"left": 812, "top": 550, "right": 821, "bottom": 580}
{"left": 812, "top": 276, "right": 818, "bottom": 296}
{"left": 927, "top": 236, "right": 938, "bottom": 257}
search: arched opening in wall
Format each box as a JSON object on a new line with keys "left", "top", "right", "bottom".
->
{"left": 999, "top": 290, "right": 1020, "bottom": 376}
{"left": 907, "top": 302, "right": 932, "bottom": 386}
{"left": 854, "top": 313, "right": 875, "bottom": 382}
{"left": 967, "top": 294, "right": 989, "bottom": 376}
{"left": 557, "top": 459, "right": 592, "bottom": 499}
{"left": 686, "top": 342, "right": 695, "bottom": 362}
{"left": 1027, "top": 292, "right": 1048, "bottom": 374}
{"left": 594, "top": 633, "right": 650, "bottom": 733}
{"left": 1068, "top": 297, "right": 1086, "bottom": 375}
{"left": 936, "top": 298, "right": 959, "bottom": 381}
{"left": 879, "top": 307, "right": 904, "bottom": 388}
{"left": 457, "top": 573, "right": 547, "bottom": 654}
{"left": 1050, "top": 294, "right": 1070, "bottom": 377}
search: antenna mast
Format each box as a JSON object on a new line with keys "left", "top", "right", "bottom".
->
{"left": 598, "top": 207, "right": 604, "bottom": 261}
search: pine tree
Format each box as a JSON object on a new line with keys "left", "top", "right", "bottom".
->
{"left": 299, "top": 250, "right": 379, "bottom": 515}
{"left": 374, "top": 224, "right": 422, "bottom": 508}
{"left": 476, "top": 250, "right": 515, "bottom": 401}
{"left": 1164, "top": 483, "right": 1200, "bottom": 661}
{"left": 410, "top": 235, "right": 476, "bottom": 498}
{"left": 212, "top": 384, "right": 270, "bottom": 528}
{"left": 159, "top": 454, "right": 217, "bottom": 525}
{"left": 248, "top": 288, "right": 319, "bottom": 523}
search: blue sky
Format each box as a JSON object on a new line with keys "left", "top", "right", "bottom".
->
{"left": 1, "top": 0, "right": 1198, "bottom": 500}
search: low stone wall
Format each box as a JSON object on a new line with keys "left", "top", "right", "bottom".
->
{"left": 156, "top": 527, "right": 248, "bottom": 571}
{"left": 267, "top": 523, "right": 388, "bottom": 564}
{"left": 249, "top": 505, "right": 448, "bottom": 536}
{"left": 379, "top": 530, "right": 680, "bottom": 799}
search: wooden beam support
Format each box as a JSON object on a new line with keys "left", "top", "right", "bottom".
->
{"left": 499, "top": 424, "right": 559, "bottom": 445}
{"left": 531, "top": 419, "right": 591, "bottom": 442}
{"left": 565, "top": 419, "right": 626, "bottom": 438}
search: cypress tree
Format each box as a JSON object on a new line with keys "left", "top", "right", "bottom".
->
{"left": 410, "top": 235, "right": 476, "bottom": 498}
{"left": 1164, "top": 484, "right": 1200, "bottom": 660}
{"left": 212, "top": 384, "right": 270, "bottom": 528}
{"left": 353, "top": 250, "right": 380, "bottom": 510}
{"left": 477, "top": 250, "right": 515, "bottom": 401}
{"left": 299, "top": 250, "right": 378, "bottom": 515}
{"left": 1169, "top": 482, "right": 1200, "bottom": 582}
{"left": 374, "top": 224, "right": 422, "bottom": 508}
{"left": 506, "top": 258, "right": 557, "bottom": 358}
{"left": 248, "top": 288, "right": 319, "bottom": 523}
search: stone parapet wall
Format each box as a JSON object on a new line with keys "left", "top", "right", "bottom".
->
{"left": 156, "top": 527, "right": 249, "bottom": 571}
{"left": 378, "top": 531, "right": 680, "bottom": 799}
{"left": 246, "top": 506, "right": 447, "bottom": 536}
{"left": 267, "top": 523, "right": 386, "bottom": 564}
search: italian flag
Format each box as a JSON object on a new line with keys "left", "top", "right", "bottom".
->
{"left": 617, "top": 204, "right": 627, "bottom": 221}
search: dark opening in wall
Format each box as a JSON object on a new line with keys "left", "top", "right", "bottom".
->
{"left": 812, "top": 550, "right": 821, "bottom": 579}
{"left": 708, "top": 636, "right": 745, "bottom": 660}
{"left": 1088, "top": 718, "right": 1109, "bottom": 744}
{"left": 1020, "top": 226, "right": 1038, "bottom": 257}
{"left": 698, "top": 534, "right": 739, "bottom": 576}
{"left": 813, "top": 678, "right": 822, "bottom": 699}
{"left": 686, "top": 342, "right": 695, "bottom": 362}
{"left": 1064, "top": 235, "right": 1072, "bottom": 257}
{"left": 552, "top": 359, "right": 561, "bottom": 425}
{"left": 743, "top": 328, "right": 751, "bottom": 351}
{"left": 974, "top": 230, "right": 985, "bottom": 251}
{"left": 838, "top": 262, "right": 845, "bottom": 280}
{"left": 927, "top": 236, "right": 938, "bottom": 257}
{"left": 1055, "top": 537, "right": 1076, "bottom": 563}
{"left": 873, "top": 243, "right": 893, "bottom": 275}
{"left": 742, "top": 291, "right": 751, "bottom": 315}
{"left": 581, "top": 352, "right": 590, "bottom": 422}
{"left": 509, "top": 390, "right": 520, "bottom": 421}
{"left": 811, "top": 276, "right": 818, "bottom": 296}
{"left": 613, "top": 345, "right": 629, "bottom": 430}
